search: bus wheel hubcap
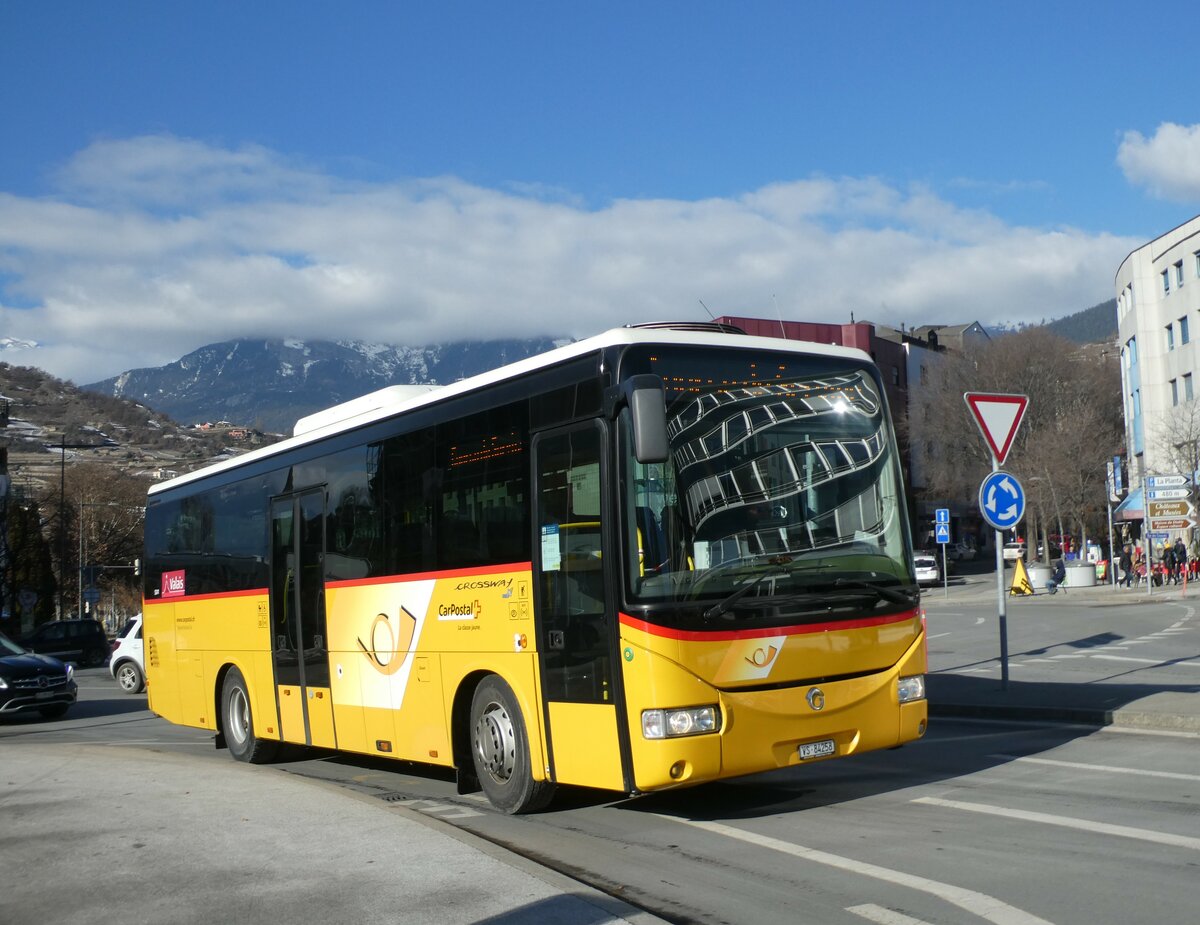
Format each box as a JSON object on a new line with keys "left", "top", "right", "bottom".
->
{"left": 229, "top": 688, "right": 249, "bottom": 743}
{"left": 475, "top": 701, "right": 516, "bottom": 783}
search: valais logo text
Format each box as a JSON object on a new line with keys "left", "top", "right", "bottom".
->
{"left": 161, "top": 570, "right": 186, "bottom": 598}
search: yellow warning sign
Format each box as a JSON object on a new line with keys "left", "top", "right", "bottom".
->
{"left": 1009, "top": 557, "right": 1034, "bottom": 596}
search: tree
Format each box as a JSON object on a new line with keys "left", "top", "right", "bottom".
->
{"left": 4, "top": 496, "right": 57, "bottom": 630}
{"left": 38, "top": 462, "right": 148, "bottom": 624}
{"left": 911, "top": 329, "right": 1123, "bottom": 559}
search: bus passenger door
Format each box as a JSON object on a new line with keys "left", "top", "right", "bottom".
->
{"left": 270, "top": 489, "right": 336, "bottom": 749}
{"left": 532, "top": 423, "right": 627, "bottom": 792}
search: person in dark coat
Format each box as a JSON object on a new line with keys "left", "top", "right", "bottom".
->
{"left": 1119, "top": 545, "right": 1133, "bottom": 588}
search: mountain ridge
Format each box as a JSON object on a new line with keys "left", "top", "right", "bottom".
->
{"left": 85, "top": 336, "right": 564, "bottom": 433}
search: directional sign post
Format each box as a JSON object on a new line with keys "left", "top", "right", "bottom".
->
{"left": 965, "top": 392, "right": 1030, "bottom": 691}
{"left": 934, "top": 516, "right": 951, "bottom": 597}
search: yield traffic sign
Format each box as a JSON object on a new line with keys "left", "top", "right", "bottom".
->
{"left": 964, "top": 393, "right": 1029, "bottom": 466}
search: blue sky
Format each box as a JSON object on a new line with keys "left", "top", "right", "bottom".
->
{"left": 2, "top": 1, "right": 1199, "bottom": 384}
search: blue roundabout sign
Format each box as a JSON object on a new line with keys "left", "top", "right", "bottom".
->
{"left": 979, "top": 470, "right": 1025, "bottom": 531}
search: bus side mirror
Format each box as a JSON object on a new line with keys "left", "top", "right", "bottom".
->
{"left": 624, "top": 376, "right": 669, "bottom": 464}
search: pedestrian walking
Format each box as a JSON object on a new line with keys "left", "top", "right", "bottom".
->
{"left": 1175, "top": 537, "right": 1188, "bottom": 584}
{"left": 1119, "top": 545, "right": 1133, "bottom": 588}
{"left": 1162, "top": 542, "right": 1176, "bottom": 585}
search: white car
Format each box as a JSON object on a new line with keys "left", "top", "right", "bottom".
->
{"left": 949, "top": 541, "right": 977, "bottom": 561}
{"left": 1002, "top": 542, "right": 1027, "bottom": 562}
{"left": 914, "top": 554, "right": 940, "bottom": 586}
{"left": 109, "top": 613, "right": 145, "bottom": 694}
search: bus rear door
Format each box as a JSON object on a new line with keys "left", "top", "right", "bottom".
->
{"left": 270, "top": 489, "right": 337, "bottom": 749}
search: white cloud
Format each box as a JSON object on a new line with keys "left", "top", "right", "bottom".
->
{"left": 0, "top": 134, "right": 1135, "bottom": 384}
{"left": 1117, "top": 123, "right": 1200, "bottom": 201}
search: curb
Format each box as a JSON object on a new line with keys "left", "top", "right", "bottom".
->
{"left": 929, "top": 701, "right": 1200, "bottom": 733}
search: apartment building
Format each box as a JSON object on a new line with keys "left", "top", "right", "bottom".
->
{"left": 1115, "top": 214, "right": 1200, "bottom": 522}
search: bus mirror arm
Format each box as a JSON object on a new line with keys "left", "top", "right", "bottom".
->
{"left": 607, "top": 375, "right": 669, "bottom": 463}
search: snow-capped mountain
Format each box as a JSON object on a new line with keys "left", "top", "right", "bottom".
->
{"left": 84, "top": 337, "right": 564, "bottom": 433}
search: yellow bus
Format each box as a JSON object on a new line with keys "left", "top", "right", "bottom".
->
{"left": 143, "top": 323, "right": 927, "bottom": 813}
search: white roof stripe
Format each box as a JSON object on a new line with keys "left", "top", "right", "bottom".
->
{"left": 148, "top": 325, "right": 873, "bottom": 496}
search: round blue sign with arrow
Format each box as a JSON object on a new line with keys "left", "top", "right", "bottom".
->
{"left": 979, "top": 470, "right": 1025, "bottom": 531}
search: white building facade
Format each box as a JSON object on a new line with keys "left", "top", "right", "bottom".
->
{"left": 1115, "top": 214, "right": 1200, "bottom": 512}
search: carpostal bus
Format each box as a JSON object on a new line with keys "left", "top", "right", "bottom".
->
{"left": 142, "top": 323, "right": 927, "bottom": 813}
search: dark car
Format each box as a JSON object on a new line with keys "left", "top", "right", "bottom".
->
{"left": 0, "top": 630, "right": 78, "bottom": 720}
{"left": 19, "top": 619, "right": 109, "bottom": 667}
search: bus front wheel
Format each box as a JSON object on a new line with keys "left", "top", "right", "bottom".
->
{"left": 469, "top": 676, "right": 555, "bottom": 814}
{"left": 221, "top": 667, "right": 278, "bottom": 764}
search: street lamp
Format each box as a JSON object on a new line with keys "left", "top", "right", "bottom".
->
{"left": 54, "top": 435, "right": 98, "bottom": 619}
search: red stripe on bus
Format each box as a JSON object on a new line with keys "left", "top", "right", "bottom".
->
{"left": 144, "top": 587, "right": 268, "bottom": 606}
{"left": 619, "top": 609, "right": 918, "bottom": 642}
{"left": 326, "top": 562, "right": 533, "bottom": 590}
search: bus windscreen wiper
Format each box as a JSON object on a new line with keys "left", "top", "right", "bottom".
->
{"left": 831, "top": 577, "right": 916, "bottom": 607}
{"left": 703, "top": 572, "right": 783, "bottom": 621}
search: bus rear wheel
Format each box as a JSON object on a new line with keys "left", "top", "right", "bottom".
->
{"left": 221, "top": 667, "right": 278, "bottom": 764}
{"left": 470, "top": 676, "right": 555, "bottom": 814}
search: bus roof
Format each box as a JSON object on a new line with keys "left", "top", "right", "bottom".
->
{"left": 148, "top": 324, "right": 873, "bottom": 496}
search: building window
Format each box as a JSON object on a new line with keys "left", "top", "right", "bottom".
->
{"left": 1177, "top": 261, "right": 1185, "bottom": 287}
{"left": 1164, "top": 269, "right": 1171, "bottom": 294}
{"left": 1127, "top": 336, "right": 1137, "bottom": 367}
{"left": 1167, "top": 323, "right": 1175, "bottom": 351}
{"left": 1195, "top": 251, "right": 1200, "bottom": 278}
{"left": 1182, "top": 316, "right": 1191, "bottom": 345}
{"left": 1186, "top": 373, "right": 1195, "bottom": 402}
{"left": 1171, "top": 379, "right": 1179, "bottom": 406}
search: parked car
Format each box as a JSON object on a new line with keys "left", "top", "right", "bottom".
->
{"left": 0, "top": 630, "right": 77, "bottom": 720}
{"left": 914, "top": 553, "right": 940, "bottom": 586}
{"left": 948, "top": 541, "right": 977, "bottom": 561}
{"left": 109, "top": 614, "right": 145, "bottom": 694}
{"left": 1002, "top": 542, "right": 1027, "bottom": 562}
{"left": 19, "top": 619, "right": 109, "bottom": 667}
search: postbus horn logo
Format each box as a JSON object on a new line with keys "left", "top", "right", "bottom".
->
{"left": 358, "top": 606, "right": 417, "bottom": 676}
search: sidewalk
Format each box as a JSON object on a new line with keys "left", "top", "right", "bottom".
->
{"left": 923, "top": 565, "right": 1200, "bottom": 733}
{"left": 0, "top": 741, "right": 666, "bottom": 925}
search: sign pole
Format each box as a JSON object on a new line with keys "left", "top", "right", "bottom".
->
{"left": 965, "top": 392, "right": 1028, "bottom": 693}
{"left": 992, "top": 458, "right": 1009, "bottom": 689}
{"left": 1144, "top": 475, "right": 1152, "bottom": 598}
{"left": 1106, "top": 498, "right": 1116, "bottom": 588}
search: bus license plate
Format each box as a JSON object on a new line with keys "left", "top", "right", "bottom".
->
{"left": 798, "top": 739, "right": 835, "bottom": 759}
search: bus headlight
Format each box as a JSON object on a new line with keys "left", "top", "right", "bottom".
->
{"left": 897, "top": 675, "right": 925, "bottom": 703}
{"left": 642, "top": 705, "right": 721, "bottom": 739}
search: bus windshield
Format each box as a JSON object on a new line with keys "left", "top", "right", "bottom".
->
{"left": 620, "top": 345, "right": 916, "bottom": 620}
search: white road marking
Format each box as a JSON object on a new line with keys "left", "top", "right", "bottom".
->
{"left": 992, "top": 754, "right": 1200, "bottom": 782}
{"left": 848, "top": 903, "right": 936, "bottom": 925}
{"left": 914, "top": 797, "right": 1200, "bottom": 851}
{"left": 928, "top": 633, "right": 953, "bottom": 640}
{"left": 657, "top": 816, "right": 1053, "bottom": 925}
{"left": 1090, "top": 654, "right": 1200, "bottom": 667}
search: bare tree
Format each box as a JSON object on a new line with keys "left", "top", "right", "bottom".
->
{"left": 40, "top": 462, "right": 148, "bottom": 623}
{"left": 912, "top": 329, "right": 1123, "bottom": 559}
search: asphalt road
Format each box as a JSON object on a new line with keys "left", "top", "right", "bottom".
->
{"left": 4, "top": 597, "right": 1199, "bottom": 925}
